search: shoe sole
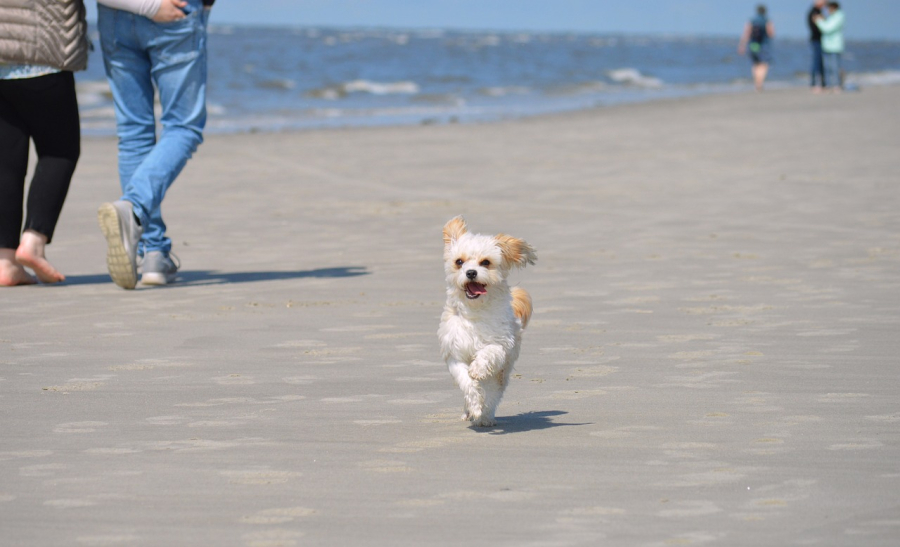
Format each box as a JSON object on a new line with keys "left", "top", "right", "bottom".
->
{"left": 97, "top": 203, "right": 137, "bottom": 290}
{"left": 140, "top": 272, "right": 175, "bottom": 286}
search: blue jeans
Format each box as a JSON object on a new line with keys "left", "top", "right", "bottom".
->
{"left": 823, "top": 52, "right": 842, "bottom": 89}
{"left": 98, "top": 1, "right": 208, "bottom": 255}
{"left": 809, "top": 41, "right": 824, "bottom": 87}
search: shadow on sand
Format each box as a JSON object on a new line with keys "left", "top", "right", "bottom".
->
{"left": 60, "top": 266, "right": 369, "bottom": 287}
{"left": 472, "top": 410, "right": 591, "bottom": 435}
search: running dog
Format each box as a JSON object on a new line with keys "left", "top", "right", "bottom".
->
{"left": 438, "top": 216, "right": 537, "bottom": 427}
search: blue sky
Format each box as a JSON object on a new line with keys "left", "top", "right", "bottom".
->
{"left": 206, "top": 0, "right": 897, "bottom": 40}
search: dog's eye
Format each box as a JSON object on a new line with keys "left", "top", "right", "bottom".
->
{"left": 455, "top": 259, "right": 464, "bottom": 267}
{"left": 480, "top": 260, "right": 491, "bottom": 267}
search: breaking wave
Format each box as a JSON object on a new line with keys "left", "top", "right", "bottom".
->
{"left": 606, "top": 68, "right": 663, "bottom": 88}
{"left": 306, "top": 80, "right": 420, "bottom": 100}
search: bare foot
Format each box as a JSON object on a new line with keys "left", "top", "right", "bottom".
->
{"left": 0, "top": 249, "right": 37, "bottom": 286}
{"left": 15, "top": 230, "right": 65, "bottom": 283}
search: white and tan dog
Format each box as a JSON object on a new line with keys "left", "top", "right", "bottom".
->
{"left": 438, "top": 216, "right": 537, "bottom": 427}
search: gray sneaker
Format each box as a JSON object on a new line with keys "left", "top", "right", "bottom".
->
{"left": 140, "top": 251, "right": 179, "bottom": 286}
{"left": 97, "top": 200, "right": 142, "bottom": 290}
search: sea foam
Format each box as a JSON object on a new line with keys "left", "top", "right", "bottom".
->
{"left": 307, "top": 80, "right": 420, "bottom": 100}
{"left": 848, "top": 70, "right": 900, "bottom": 86}
{"left": 607, "top": 68, "right": 664, "bottom": 88}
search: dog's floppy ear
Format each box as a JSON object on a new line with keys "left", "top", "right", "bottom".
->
{"left": 496, "top": 234, "right": 537, "bottom": 269}
{"left": 443, "top": 216, "right": 468, "bottom": 246}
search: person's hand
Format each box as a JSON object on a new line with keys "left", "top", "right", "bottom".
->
{"left": 152, "top": 0, "right": 188, "bottom": 22}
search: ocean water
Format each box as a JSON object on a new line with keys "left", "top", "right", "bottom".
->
{"left": 76, "top": 26, "right": 900, "bottom": 134}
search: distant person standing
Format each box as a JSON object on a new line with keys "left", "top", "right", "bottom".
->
{"left": 815, "top": 2, "right": 845, "bottom": 92}
{"left": 96, "top": 0, "right": 214, "bottom": 289}
{"left": 808, "top": 0, "right": 827, "bottom": 92}
{"left": 738, "top": 5, "right": 776, "bottom": 92}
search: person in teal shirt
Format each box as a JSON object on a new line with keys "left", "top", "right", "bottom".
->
{"left": 815, "top": 1, "right": 845, "bottom": 92}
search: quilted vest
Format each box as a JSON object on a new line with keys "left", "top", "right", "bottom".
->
{"left": 0, "top": 0, "right": 89, "bottom": 71}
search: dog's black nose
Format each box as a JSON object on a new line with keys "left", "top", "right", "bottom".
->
{"left": 466, "top": 269, "right": 477, "bottom": 280}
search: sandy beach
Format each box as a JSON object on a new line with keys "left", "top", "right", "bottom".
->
{"left": 2, "top": 86, "right": 899, "bottom": 546}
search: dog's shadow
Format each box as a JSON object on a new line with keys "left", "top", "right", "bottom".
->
{"left": 472, "top": 410, "right": 590, "bottom": 435}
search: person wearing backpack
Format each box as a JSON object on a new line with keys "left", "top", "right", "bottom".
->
{"left": 738, "top": 4, "right": 776, "bottom": 92}
{"left": 807, "top": 0, "right": 827, "bottom": 92}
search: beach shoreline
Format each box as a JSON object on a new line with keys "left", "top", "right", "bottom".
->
{"left": 3, "top": 86, "right": 899, "bottom": 546}
{"left": 79, "top": 80, "right": 900, "bottom": 140}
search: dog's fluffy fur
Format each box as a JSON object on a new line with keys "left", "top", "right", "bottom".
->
{"left": 438, "top": 216, "right": 537, "bottom": 427}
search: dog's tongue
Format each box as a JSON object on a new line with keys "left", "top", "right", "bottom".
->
{"left": 466, "top": 282, "right": 487, "bottom": 295}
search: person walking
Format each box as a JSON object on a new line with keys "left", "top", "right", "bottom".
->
{"left": 807, "top": 0, "right": 827, "bottom": 92}
{"left": 738, "top": 4, "right": 776, "bottom": 92}
{"left": 96, "top": 0, "right": 214, "bottom": 289}
{"left": 815, "top": 1, "right": 845, "bottom": 92}
{"left": 0, "top": 0, "right": 89, "bottom": 286}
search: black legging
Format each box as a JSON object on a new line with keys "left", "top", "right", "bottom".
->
{"left": 0, "top": 71, "right": 80, "bottom": 248}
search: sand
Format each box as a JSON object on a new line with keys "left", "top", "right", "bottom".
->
{"left": 1, "top": 86, "right": 899, "bottom": 546}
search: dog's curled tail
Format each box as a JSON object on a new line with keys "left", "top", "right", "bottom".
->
{"left": 511, "top": 287, "right": 533, "bottom": 330}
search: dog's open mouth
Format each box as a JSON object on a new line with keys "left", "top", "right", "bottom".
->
{"left": 465, "top": 282, "right": 487, "bottom": 299}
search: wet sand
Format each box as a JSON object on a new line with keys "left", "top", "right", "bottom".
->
{"left": 2, "top": 86, "right": 899, "bottom": 546}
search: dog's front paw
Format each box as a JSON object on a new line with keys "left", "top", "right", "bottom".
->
{"left": 461, "top": 409, "right": 474, "bottom": 421}
{"left": 468, "top": 361, "right": 490, "bottom": 380}
{"left": 473, "top": 417, "right": 497, "bottom": 428}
